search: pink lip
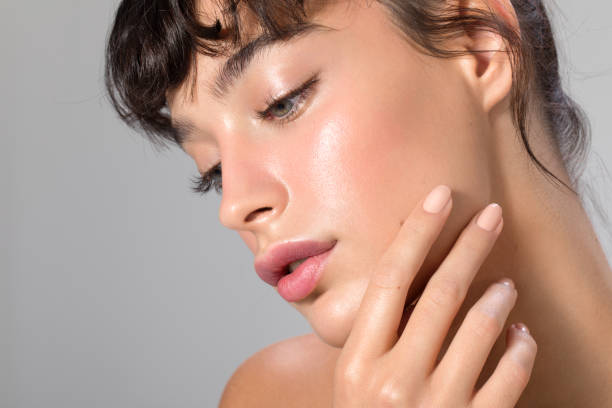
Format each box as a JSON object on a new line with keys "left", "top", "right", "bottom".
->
{"left": 276, "top": 247, "right": 335, "bottom": 302}
{"left": 254, "top": 240, "right": 337, "bottom": 287}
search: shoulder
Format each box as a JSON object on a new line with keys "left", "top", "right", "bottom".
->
{"left": 218, "top": 332, "right": 341, "bottom": 407}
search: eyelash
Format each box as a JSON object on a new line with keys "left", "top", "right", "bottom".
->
{"left": 190, "top": 162, "right": 223, "bottom": 195}
{"left": 190, "top": 73, "right": 320, "bottom": 196}
{"left": 256, "top": 73, "right": 320, "bottom": 125}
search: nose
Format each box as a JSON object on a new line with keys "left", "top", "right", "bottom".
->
{"left": 217, "top": 147, "right": 287, "bottom": 233}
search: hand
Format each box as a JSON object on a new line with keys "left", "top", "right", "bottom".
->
{"left": 332, "top": 185, "right": 537, "bottom": 407}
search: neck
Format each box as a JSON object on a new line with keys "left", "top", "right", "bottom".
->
{"left": 466, "top": 110, "right": 612, "bottom": 406}
{"left": 495, "top": 183, "right": 612, "bottom": 406}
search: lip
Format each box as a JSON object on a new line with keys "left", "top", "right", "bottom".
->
{"left": 254, "top": 239, "right": 337, "bottom": 287}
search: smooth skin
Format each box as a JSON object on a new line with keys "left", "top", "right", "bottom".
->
{"left": 219, "top": 189, "right": 535, "bottom": 407}
{"left": 167, "top": 0, "right": 612, "bottom": 406}
{"left": 332, "top": 186, "right": 534, "bottom": 406}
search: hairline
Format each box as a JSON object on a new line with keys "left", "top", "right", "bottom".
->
{"left": 170, "top": 23, "right": 336, "bottom": 148}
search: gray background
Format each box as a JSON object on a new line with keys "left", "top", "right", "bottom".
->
{"left": 2, "top": 1, "right": 611, "bottom": 407}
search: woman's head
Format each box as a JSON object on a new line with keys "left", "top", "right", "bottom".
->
{"left": 105, "top": 0, "right": 590, "bottom": 346}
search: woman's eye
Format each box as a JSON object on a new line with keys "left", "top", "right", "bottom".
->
{"left": 257, "top": 73, "right": 320, "bottom": 126}
{"left": 190, "top": 73, "right": 320, "bottom": 196}
{"left": 269, "top": 97, "right": 298, "bottom": 119}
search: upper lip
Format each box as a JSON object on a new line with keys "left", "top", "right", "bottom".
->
{"left": 254, "top": 239, "right": 337, "bottom": 286}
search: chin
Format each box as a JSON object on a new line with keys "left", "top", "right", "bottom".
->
{"left": 301, "top": 277, "right": 381, "bottom": 348}
{"left": 307, "top": 297, "right": 358, "bottom": 348}
{"left": 300, "top": 268, "right": 433, "bottom": 348}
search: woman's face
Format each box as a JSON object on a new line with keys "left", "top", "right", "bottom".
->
{"left": 169, "top": 0, "right": 497, "bottom": 347}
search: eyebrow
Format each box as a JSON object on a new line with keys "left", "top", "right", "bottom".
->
{"left": 171, "top": 22, "right": 333, "bottom": 148}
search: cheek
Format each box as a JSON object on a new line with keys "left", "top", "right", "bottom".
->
{"left": 306, "top": 276, "right": 370, "bottom": 348}
{"left": 297, "top": 75, "right": 450, "bottom": 248}
{"left": 290, "top": 65, "right": 494, "bottom": 347}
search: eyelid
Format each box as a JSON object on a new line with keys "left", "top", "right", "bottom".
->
{"left": 202, "top": 162, "right": 221, "bottom": 181}
{"left": 256, "top": 72, "right": 320, "bottom": 121}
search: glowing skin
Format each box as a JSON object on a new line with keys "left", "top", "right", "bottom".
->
{"left": 168, "top": 1, "right": 612, "bottom": 406}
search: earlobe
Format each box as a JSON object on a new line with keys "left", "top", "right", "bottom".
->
{"left": 452, "top": 0, "right": 520, "bottom": 114}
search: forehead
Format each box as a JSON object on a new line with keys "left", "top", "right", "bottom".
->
{"left": 167, "top": 0, "right": 436, "bottom": 152}
{"left": 165, "top": 1, "right": 260, "bottom": 103}
{"left": 166, "top": 0, "right": 358, "bottom": 104}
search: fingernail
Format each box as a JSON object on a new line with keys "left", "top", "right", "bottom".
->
{"left": 495, "top": 217, "right": 504, "bottom": 235}
{"left": 498, "top": 277, "right": 515, "bottom": 289}
{"left": 477, "top": 203, "right": 502, "bottom": 232}
{"left": 511, "top": 322, "right": 530, "bottom": 335}
{"left": 423, "top": 185, "right": 451, "bottom": 214}
{"left": 508, "top": 323, "right": 534, "bottom": 371}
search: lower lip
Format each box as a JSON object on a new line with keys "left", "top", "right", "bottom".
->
{"left": 276, "top": 247, "right": 334, "bottom": 302}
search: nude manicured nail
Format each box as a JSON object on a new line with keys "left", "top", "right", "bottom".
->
{"left": 423, "top": 185, "right": 451, "bottom": 214}
{"left": 477, "top": 203, "right": 502, "bottom": 232}
{"left": 498, "top": 277, "right": 515, "bottom": 289}
{"left": 512, "top": 322, "right": 530, "bottom": 335}
{"left": 508, "top": 323, "right": 534, "bottom": 371}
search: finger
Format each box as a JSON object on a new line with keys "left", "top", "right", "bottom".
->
{"left": 342, "top": 185, "right": 453, "bottom": 361}
{"left": 394, "top": 203, "right": 503, "bottom": 375}
{"left": 471, "top": 323, "right": 537, "bottom": 408}
{"left": 431, "top": 278, "right": 517, "bottom": 400}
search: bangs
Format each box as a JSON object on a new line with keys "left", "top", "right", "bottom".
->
{"left": 105, "top": 0, "right": 323, "bottom": 148}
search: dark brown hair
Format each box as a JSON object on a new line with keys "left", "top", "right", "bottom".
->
{"left": 104, "top": 0, "right": 590, "bottom": 196}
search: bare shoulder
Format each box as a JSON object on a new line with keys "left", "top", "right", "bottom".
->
{"left": 218, "top": 332, "right": 341, "bottom": 407}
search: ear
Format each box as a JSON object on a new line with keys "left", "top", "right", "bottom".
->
{"left": 450, "top": 0, "right": 520, "bottom": 114}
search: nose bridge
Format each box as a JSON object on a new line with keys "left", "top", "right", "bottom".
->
{"left": 217, "top": 136, "right": 287, "bottom": 232}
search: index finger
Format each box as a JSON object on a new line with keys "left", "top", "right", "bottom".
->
{"left": 342, "top": 185, "right": 453, "bottom": 361}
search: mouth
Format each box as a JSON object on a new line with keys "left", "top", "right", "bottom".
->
{"left": 276, "top": 245, "right": 336, "bottom": 302}
{"left": 285, "top": 258, "right": 308, "bottom": 275}
{"left": 254, "top": 239, "right": 338, "bottom": 287}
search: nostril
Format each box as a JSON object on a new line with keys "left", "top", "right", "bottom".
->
{"left": 245, "top": 207, "right": 273, "bottom": 223}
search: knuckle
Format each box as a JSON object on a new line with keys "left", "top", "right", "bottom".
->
{"left": 427, "top": 374, "right": 452, "bottom": 401}
{"left": 469, "top": 309, "right": 503, "bottom": 338}
{"left": 402, "top": 217, "right": 428, "bottom": 239}
{"left": 418, "top": 381, "right": 447, "bottom": 408}
{"left": 371, "top": 259, "right": 406, "bottom": 290}
{"left": 334, "top": 357, "right": 366, "bottom": 389}
{"left": 426, "top": 276, "right": 464, "bottom": 309}
{"left": 334, "top": 360, "right": 411, "bottom": 407}
{"left": 374, "top": 380, "right": 405, "bottom": 407}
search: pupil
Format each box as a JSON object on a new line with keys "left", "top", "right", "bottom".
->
{"left": 273, "top": 101, "right": 291, "bottom": 116}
